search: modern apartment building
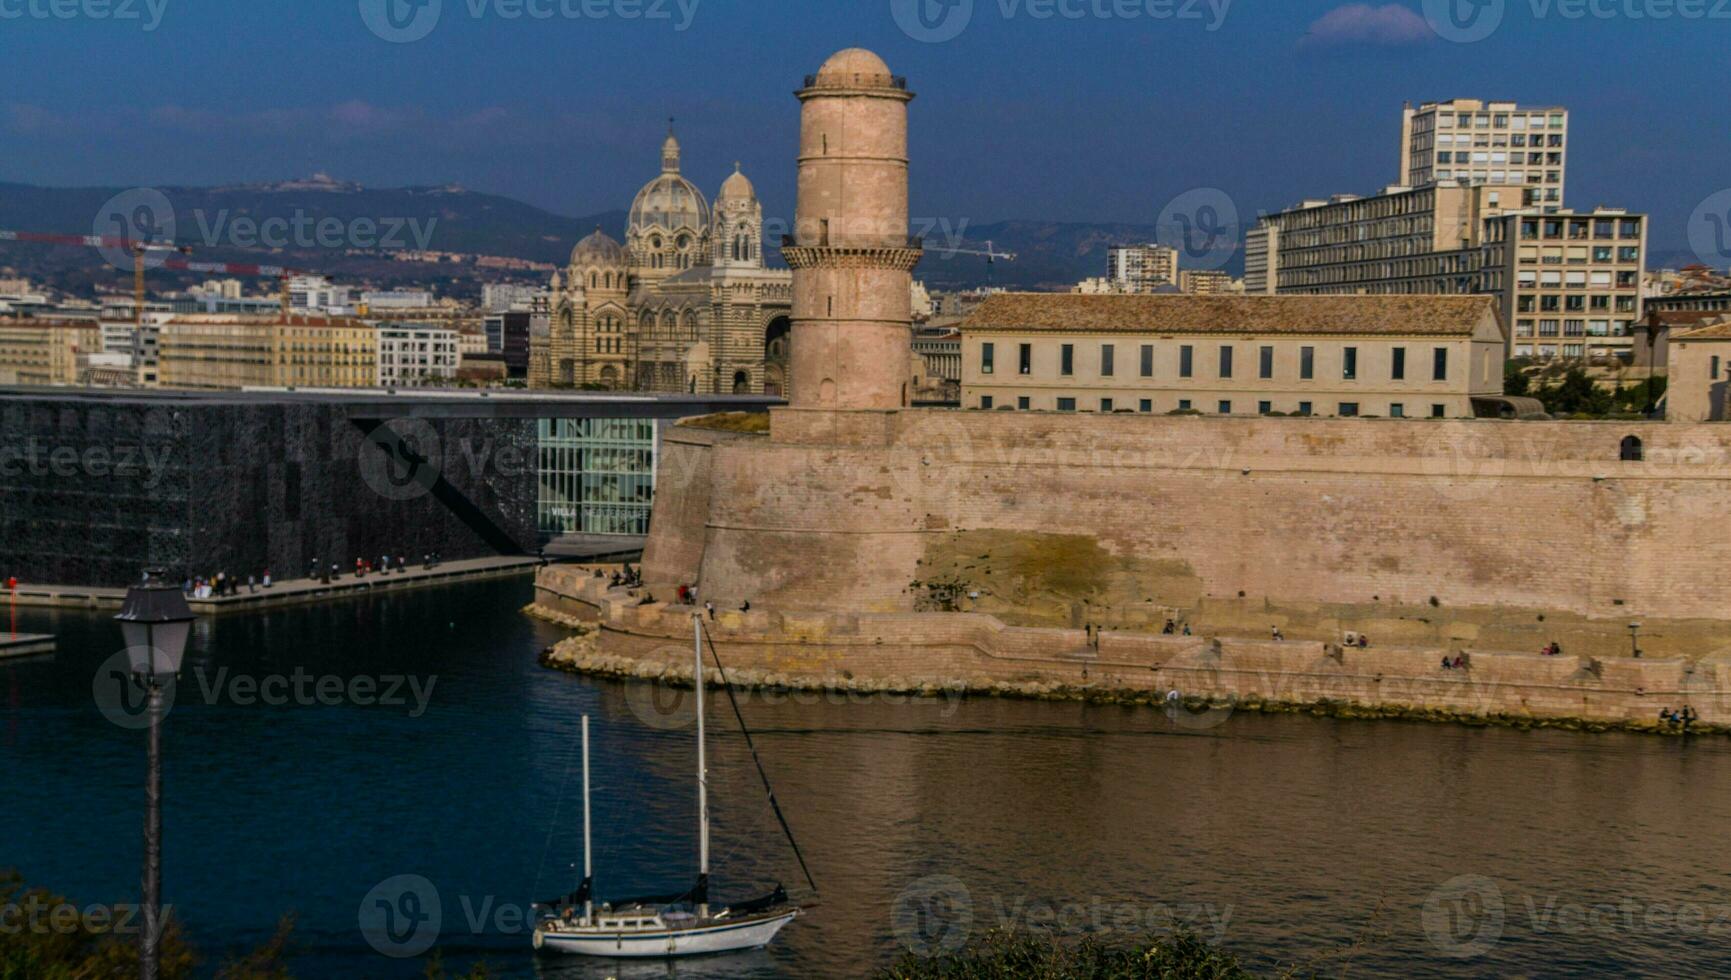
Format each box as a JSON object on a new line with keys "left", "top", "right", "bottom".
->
{"left": 157, "top": 315, "right": 378, "bottom": 390}
{"left": 0, "top": 319, "right": 102, "bottom": 385}
{"left": 1247, "top": 185, "right": 1644, "bottom": 359}
{"left": 1178, "top": 269, "right": 1240, "bottom": 295}
{"left": 960, "top": 293, "right": 1506, "bottom": 419}
{"left": 377, "top": 324, "right": 460, "bottom": 387}
{"left": 1401, "top": 100, "right": 1568, "bottom": 210}
{"left": 1107, "top": 244, "right": 1180, "bottom": 292}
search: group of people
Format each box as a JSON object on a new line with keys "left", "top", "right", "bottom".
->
{"left": 183, "top": 571, "right": 271, "bottom": 598}
{"left": 609, "top": 565, "right": 643, "bottom": 589}
{"left": 1659, "top": 706, "right": 1699, "bottom": 732}
{"left": 304, "top": 554, "right": 432, "bottom": 585}
{"left": 1540, "top": 641, "right": 1565, "bottom": 656}
{"left": 1440, "top": 655, "right": 1469, "bottom": 670}
{"left": 1161, "top": 620, "right": 1193, "bottom": 636}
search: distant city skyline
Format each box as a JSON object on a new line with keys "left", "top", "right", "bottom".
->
{"left": 5, "top": 0, "right": 1728, "bottom": 265}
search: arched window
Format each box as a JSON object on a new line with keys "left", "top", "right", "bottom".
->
{"left": 661, "top": 311, "right": 678, "bottom": 334}
{"left": 589, "top": 272, "right": 597, "bottom": 290}
{"left": 733, "top": 371, "right": 751, "bottom": 395}
{"left": 682, "top": 309, "right": 698, "bottom": 338}
{"left": 1621, "top": 436, "right": 1644, "bottom": 462}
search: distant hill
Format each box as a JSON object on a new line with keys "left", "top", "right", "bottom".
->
{"left": 0, "top": 178, "right": 1186, "bottom": 296}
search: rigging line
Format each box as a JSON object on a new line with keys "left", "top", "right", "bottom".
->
{"left": 699, "top": 619, "right": 819, "bottom": 896}
{"left": 531, "top": 731, "right": 582, "bottom": 902}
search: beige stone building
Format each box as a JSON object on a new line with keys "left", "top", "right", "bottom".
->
{"left": 0, "top": 319, "right": 102, "bottom": 385}
{"left": 1401, "top": 99, "right": 1568, "bottom": 210}
{"left": 530, "top": 130, "right": 793, "bottom": 395}
{"left": 1179, "top": 270, "right": 1239, "bottom": 295}
{"left": 157, "top": 314, "right": 378, "bottom": 390}
{"left": 1107, "top": 244, "right": 1179, "bottom": 292}
{"left": 960, "top": 294, "right": 1506, "bottom": 418}
{"left": 1665, "top": 319, "right": 1731, "bottom": 421}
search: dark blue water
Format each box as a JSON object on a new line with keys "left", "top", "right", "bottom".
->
{"left": 4, "top": 579, "right": 1728, "bottom": 978}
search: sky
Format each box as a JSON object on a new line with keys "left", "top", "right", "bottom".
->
{"left": 2, "top": 0, "right": 1728, "bottom": 263}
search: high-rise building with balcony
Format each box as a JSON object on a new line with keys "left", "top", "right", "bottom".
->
{"left": 1401, "top": 99, "right": 1569, "bottom": 211}
{"left": 1106, "top": 244, "right": 1180, "bottom": 293}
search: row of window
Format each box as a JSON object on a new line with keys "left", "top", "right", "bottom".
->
{"left": 1431, "top": 111, "right": 1565, "bottom": 130}
{"left": 1516, "top": 294, "right": 1639, "bottom": 313}
{"left": 980, "top": 342, "right": 1451, "bottom": 382}
{"left": 977, "top": 394, "right": 1451, "bottom": 418}
{"left": 1513, "top": 320, "right": 1635, "bottom": 338}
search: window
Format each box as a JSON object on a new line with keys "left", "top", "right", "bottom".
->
{"left": 1258, "top": 401, "right": 1272, "bottom": 415}
{"left": 1139, "top": 344, "right": 1154, "bottom": 377}
{"left": 1061, "top": 344, "right": 1075, "bottom": 376}
{"left": 1338, "top": 402, "right": 1360, "bottom": 418}
{"left": 1433, "top": 347, "right": 1449, "bottom": 381}
{"left": 1343, "top": 347, "right": 1358, "bottom": 380}
{"left": 1057, "top": 397, "right": 1077, "bottom": 412}
{"left": 1178, "top": 399, "right": 1192, "bottom": 411}
{"left": 1259, "top": 346, "right": 1274, "bottom": 379}
{"left": 981, "top": 396, "right": 994, "bottom": 410}
{"left": 1018, "top": 344, "right": 1032, "bottom": 375}
{"left": 1432, "top": 404, "right": 1446, "bottom": 418}
{"left": 1714, "top": 356, "right": 1723, "bottom": 381}
{"left": 980, "top": 342, "right": 994, "bottom": 375}
{"left": 1620, "top": 435, "right": 1643, "bottom": 462}
{"left": 1392, "top": 347, "right": 1406, "bottom": 381}
{"left": 1101, "top": 344, "right": 1115, "bottom": 377}
{"left": 1219, "top": 346, "right": 1233, "bottom": 379}
{"left": 1100, "top": 398, "right": 1114, "bottom": 412}
{"left": 1300, "top": 347, "right": 1315, "bottom": 380}
{"left": 1390, "top": 404, "right": 1405, "bottom": 418}
{"left": 1218, "top": 400, "right": 1232, "bottom": 415}
{"left": 1139, "top": 399, "right": 1152, "bottom": 413}
{"left": 1017, "top": 396, "right": 1030, "bottom": 410}
{"left": 1179, "top": 345, "right": 1194, "bottom": 378}
{"left": 1297, "top": 401, "right": 1312, "bottom": 416}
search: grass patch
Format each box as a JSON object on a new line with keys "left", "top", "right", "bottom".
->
{"left": 677, "top": 412, "right": 771, "bottom": 433}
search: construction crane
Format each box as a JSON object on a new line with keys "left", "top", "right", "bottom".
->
{"left": 933, "top": 239, "right": 1016, "bottom": 287}
{"left": 0, "top": 229, "right": 301, "bottom": 322}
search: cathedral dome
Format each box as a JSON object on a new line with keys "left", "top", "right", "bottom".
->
{"left": 717, "top": 164, "right": 756, "bottom": 204}
{"left": 629, "top": 126, "right": 710, "bottom": 236}
{"left": 815, "top": 48, "right": 893, "bottom": 83}
{"left": 570, "top": 227, "right": 626, "bottom": 267}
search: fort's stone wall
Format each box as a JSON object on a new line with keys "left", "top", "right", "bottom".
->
{"left": 536, "top": 567, "right": 1731, "bottom": 730}
{"left": 642, "top": 410, "right": 1731, "bottom": 633}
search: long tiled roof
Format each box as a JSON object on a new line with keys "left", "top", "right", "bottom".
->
{"left": 960, "top": 293, "right": 1501, "bottom": 337}
{"left": 1674, "top": 318, "right": 1731, "bottom": 341}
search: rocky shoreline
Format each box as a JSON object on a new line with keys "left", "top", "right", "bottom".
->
{"left": 531, "top": 616, "right": 1722, "bottom": 738}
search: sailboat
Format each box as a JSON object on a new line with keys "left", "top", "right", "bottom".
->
{"left": 532, "top": 615, "right": 808, "bottom": 959}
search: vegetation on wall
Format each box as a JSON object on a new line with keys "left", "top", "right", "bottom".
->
{"left": 1505, "top": 359, "right": 1665, "bottom": 419}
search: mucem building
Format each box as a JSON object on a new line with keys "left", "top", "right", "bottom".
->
{"left": 0, "top": 388, "right": 767, "bottom": 587}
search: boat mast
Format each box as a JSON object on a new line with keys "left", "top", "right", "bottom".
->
{"left": 695, "top": 614, "right": 710, "bottom": 919}
{"left": 582, "top": 713, "right": 593, "bottom": 924}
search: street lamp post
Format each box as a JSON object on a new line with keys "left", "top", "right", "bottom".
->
{"left": 115, "top": 569, "right": 195, "bottom": 980}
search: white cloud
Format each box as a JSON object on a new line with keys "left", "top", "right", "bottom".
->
{"left": 1301, "top": 3, "right": 1433, "bottom": 46}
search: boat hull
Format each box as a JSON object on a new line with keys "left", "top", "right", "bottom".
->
{"left": 535, "top": 910, "right": 798, "bottom": 959}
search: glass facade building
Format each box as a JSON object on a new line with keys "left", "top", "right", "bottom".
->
{"left": 537, "top": 419, "right": 659, "bottom": 536}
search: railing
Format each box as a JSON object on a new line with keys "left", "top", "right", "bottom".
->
{"left": 802, "top": 73, "right": 909, "bottom": 90}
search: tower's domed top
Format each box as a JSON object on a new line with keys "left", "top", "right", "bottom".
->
{"left": 570, "top": 227, "right": 626, "bottom": 268}
{"left": 815, "top": 48, "right": 893, "bottom": 82}
{"left": 718, "top": 163, "right": 756, "bottom": 204}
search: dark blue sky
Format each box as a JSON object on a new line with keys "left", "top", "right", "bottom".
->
{"left": 3, "top": 0, "right": 1726, "bottom": 262}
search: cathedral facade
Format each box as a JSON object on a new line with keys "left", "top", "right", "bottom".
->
{"left": 529, "top": 129, "right": 793, "bottom": 395}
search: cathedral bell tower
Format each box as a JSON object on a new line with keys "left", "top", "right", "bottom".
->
{"left": 783, "top": 49, "right": 922, "bottom": 410}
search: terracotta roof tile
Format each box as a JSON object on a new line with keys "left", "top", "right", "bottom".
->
{"left": 960, "top": 293, "right": 1500, "bottom": 337}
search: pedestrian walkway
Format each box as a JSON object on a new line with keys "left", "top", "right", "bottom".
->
{"left": 5, "top": 556, "right": 546, "bottom": 616}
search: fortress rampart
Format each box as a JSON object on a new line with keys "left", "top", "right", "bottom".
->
{"left": 643, "top": 411, "right": 1731, "bottom": 632}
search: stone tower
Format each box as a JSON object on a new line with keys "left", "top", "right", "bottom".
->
{"left": 784, "top": 49, "right": 923, "bottom": 410}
